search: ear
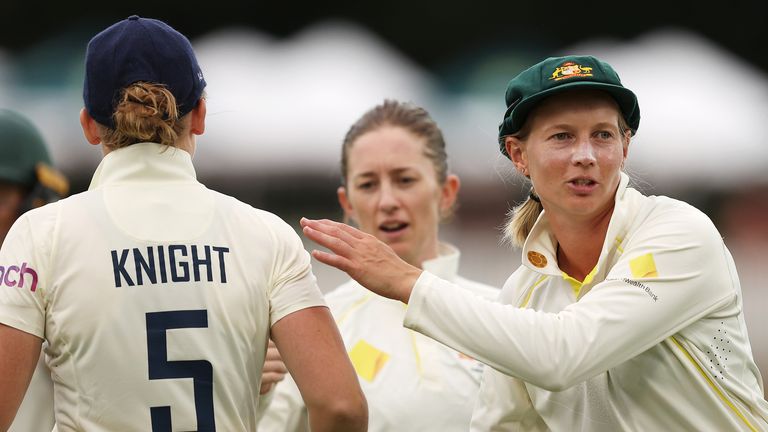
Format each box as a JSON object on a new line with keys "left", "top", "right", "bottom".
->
{"left": 505, "top": 136, "right": 528, "bottom": 175}
{"left": 79, "top": 108, "right": 102, "bottom": 145}
{"left": 190, "top": 99, "right": 206, "bottom": 135}
{"left": 439, "top": 174, "right": 460, "bottom": 215}
{"left": 337, "top": 186, "right": 357, "bottom": 224}
{"left": 622, "top": 130, "right": 630, "bottom": 160}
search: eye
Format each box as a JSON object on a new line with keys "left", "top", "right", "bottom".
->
{"left": 398, "top": 176, "right": 416, "bottom": 185}
{"left": 356, "top": 180, "right": 375, "bottom": 191}
{"left": 551, "top": 132, "right": 571, "bottom": 141}
{"left": 595, "top": 130, "right": 614, "bottom": 140}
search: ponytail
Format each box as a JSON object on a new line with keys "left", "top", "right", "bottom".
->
{"left": 503, "top": 188, "right": 543, "bottom": 248}
{"left": 99, "top": 82, "right": 189, "bottom": 150}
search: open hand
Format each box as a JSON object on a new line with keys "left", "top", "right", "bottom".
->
{"left": 300, "top": 218, "right": 421, "bottom": 303}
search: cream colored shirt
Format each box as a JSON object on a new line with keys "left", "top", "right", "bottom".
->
{"left": 260, "top": 244, "right": 499, "bottom": 431}
{"left": 0, "top": 143, "right": 326, "bottom": 431}
{"left": 404, "top": 173, "right": 768, "bottom": 431}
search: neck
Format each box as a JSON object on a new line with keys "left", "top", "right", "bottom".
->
{"left": 408, "top": 239, "right": 441, "bottom": 269}
{"left": 549, "top": 205, "right": 614, "bottom": 281}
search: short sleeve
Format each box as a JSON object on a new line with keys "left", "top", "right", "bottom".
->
{"left": 264, "top": 214, "right": 326, "bottom": 326}
{"left": 0, "top": 214, "right": 49, "bottom": 338}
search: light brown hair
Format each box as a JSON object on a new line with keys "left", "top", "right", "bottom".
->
{"left": 98, "top": 82, "right": 190, "bottom": 150}
{"left": 341, "top": 100, "right": 448, "bottom": 187}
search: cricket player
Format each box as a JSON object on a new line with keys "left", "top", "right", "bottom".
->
{"left": 0, "top": 109, "right": 68, "bottom": 432}
{"left": 301, "top": 55, "right": 768, "bottom": 430}
{"left": 0, "top": 16, "right": 366, "bottom": 431}
{"left": 260, "top": 100, "right": 499, "bottom": 431}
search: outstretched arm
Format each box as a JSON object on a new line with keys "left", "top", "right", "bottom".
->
{"left": 0, "top": 324, "right": 42, "bottom": 430}
{"left": 271, "top": 306, "right": 367, "bottom": 432}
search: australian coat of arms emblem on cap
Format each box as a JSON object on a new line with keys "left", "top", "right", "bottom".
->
{"left": 550, "top": 62, "right": 593, "bottom": 81}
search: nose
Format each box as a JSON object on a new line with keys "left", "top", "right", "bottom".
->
{"left": 377, "top": 181, "right": 399, "bottom": 213}
{"left": 572, "top": 137, "right": 597, "bottom": 167}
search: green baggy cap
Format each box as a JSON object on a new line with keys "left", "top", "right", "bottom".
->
{"left": 0, "top": 109, "right": 52, "bottom": 187}
{"left": 498, "top": 55, "right": 640, "bottom": 157}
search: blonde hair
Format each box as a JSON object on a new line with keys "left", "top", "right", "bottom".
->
{"left": 98, "top": 82, "right": 190, "bottom": 150}
{"left": 502, "top": 112, "right": 632, "bottom": 248}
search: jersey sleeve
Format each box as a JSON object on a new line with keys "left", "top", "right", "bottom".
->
{"left": 264, "top": 214, "right": 326, "bottom": 326}
{"left": 404, "top": 206, "right": 736, "bottom": 391}
{"left": 0, "top": 213, "right": 51, "bottom": 339}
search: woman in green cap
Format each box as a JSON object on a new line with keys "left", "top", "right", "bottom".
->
{"left": 300, "top": 55, "right": 768, "bottom": 430}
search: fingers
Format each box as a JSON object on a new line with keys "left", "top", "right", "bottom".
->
{"left": 261, "top": 370, "right": 287, "bottom": 384}
{"left": 310, "top": 249, "right": 353, "bottom": 273}
{"left": 259, "top": 382, "right": 274, "bottom": 395}
{"left": 263, "top": 358, "right": 288, "bottom": 373}
{"left": 302, "top": 224, "right": 355, "bottom": 257}
{"left": 265, "top": 340, "right": 282, "bottom": 362}
{"left": 301, "top": 218, "right": 365, "bottom": 240}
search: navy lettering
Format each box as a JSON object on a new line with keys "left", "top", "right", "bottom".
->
{"left": 212, "top": 247, "right": 229, "bottom": 283}
{"left": 157, "top": 245, "right": 168, "bottom": 283}
{"left": 134, "top": 247, "right": 157, "bottom": 286}
{"left": 169, "top": 245, "right": 190, "bottom": 282}
{"left": 112, "top": 249, "right": 135, "bottom": 287}
{"left": 109, "top": 245, "right": 229, "bottom": 288}
{"left": 191, "top": 245, "right": 212, "bottom": 282}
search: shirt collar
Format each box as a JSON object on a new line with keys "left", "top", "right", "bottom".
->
{"left": 521, "top": 172, "right": 631, "bottom": 276}
{"left": 422, "top": 243, "right": 460, "bottom": 282}
{"left": 88, "top": 142, "right": 197, "bottom": 190}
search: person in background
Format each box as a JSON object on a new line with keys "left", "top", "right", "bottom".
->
{"left": 0, "top": 109, "right": 68, "bottom": 432}
{"left": 261, "top": 100, "right": 498, "bottom": 431}
{"left": 0, "top": 16, "right": 366, "bottom": 431}
{"left": 301, "top": 55, "right": 768, "bottom": 430}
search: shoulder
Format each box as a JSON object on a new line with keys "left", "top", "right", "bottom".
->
{"left": 210, "top": 192, "right": 302, "bottom": 242}
{"left": 628, "top": 192, "right": 722, "bottom": 244}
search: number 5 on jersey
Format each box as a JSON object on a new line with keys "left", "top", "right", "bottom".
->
{"left": 146, "top": 310, "right": 215, "bottom": 431}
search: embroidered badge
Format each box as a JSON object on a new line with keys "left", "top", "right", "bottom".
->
{"left": 527, "top": 251, "right": 548, "bottom": 268}
{"left": 550, "top": 62, "right": 594, "bottom": 81}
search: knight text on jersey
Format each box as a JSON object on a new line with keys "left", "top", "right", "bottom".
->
{"left": 111, "top": 245, "right": 230, "bottom": 288}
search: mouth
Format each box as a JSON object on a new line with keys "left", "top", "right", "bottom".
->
{"left": 379, "top": 221, "right": 409, "bottom": 234}
{"left": 569, "top": 178, "right": 597, "bottom": 186}
{"left": 567, "top": 177, "right": 598, "bottom": 193}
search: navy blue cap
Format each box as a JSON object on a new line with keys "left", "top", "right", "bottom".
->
{"left": 83, "top": 15, "right": 206, "bottom": 128}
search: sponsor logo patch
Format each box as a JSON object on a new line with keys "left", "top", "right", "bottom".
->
{"left": 0, "top": 262, "right": 38, "bottom": 292}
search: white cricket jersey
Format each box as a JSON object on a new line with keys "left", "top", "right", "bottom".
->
{"left": 403, "top": 173, "right": 768, "bottom": 431}
{"left": 260, "top": 244, "right": 500, "bottom": 432}
{"left": 0, "top": 143, "right": 326, "bottom": 431}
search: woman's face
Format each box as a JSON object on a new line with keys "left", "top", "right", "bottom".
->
{"left": 506, "top": 90, "right": 629, "bottom": 222}
{"left": 339, "top": 126, "right": 459, "bottom": 267}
